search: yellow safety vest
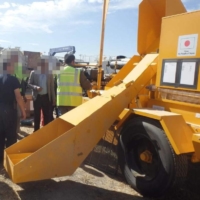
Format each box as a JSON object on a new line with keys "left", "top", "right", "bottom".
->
{"left": 14, "top": 64, "right": 28, "bottom": 94}
{"left": 57, "top": 66, "right": 82, "bottom": 106}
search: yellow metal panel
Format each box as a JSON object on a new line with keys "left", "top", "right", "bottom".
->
{"left": 4, "top": 54, "right": 158, "bottom": 183}
{"left": 117, "top": 108, "right": 130, "bottom": 121}
{"left": 192, "top": 134, "right": 200, "bottom": 159}
{"left": 60, "top": 54, "right": 158, "bottom": 126}
{"left": 133, "top": 109, "right": 179, "bottom": 120}
{"left": 6, "top": 85, "right": 137, "bottom": 183}
{"left": 147, "top": 99, "right": 200, "bottom": 125}
{"left": 138, "top": 0, "right": 186, "bottom": 55}
{"left": 132, "top": 109, "right": 194, "bottom": 154}
{"left": 165, "top": 0, "right": 186, "bottom": 16}
{"left": 160, "top": 115, "right": 194, "bottom": 154}
{"left": 138, "top": 0, "right": 162, "bottom": 55}
{"left": 8, "top": 153, "right": 32, "bottom": 165}
{"left": 105, "top": 55, "right": 141, "bottom": 89}
{"left": 114, "top": 109, "right": 132, "bottom": 130}
{"left": 157, "top": 10, "right": 200, "bottom": 90}
{"left": 5, "top": 118, "right": 74, "bottom": 154}
{"left": 123, "top": 54, "right": 158, "bottom": 88}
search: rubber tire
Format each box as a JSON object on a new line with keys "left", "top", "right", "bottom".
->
{"left": 118, "top": 117, "right": 188, "bottom": 198}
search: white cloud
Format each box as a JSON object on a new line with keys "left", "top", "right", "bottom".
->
{"left": 0, "top": 0, "right": 139, "bottom": 34}
{"left": 0, "top": 39, "right": 11, "bottom": 43}
{"left": 0, "top": 0, "right": 90, "bottom": 33}
{"left": 11, "top": 3, "right": 17, "bottom": 7}
{"left": 88, "top": 0, "right": 103, "bottom": 3}
{"left": 87, "top": 0, "right": 140, "bottom": 10}
{"left": 0, "top": 2, "right": 10, "bottom": 9}
{"left": 109, "top": 0, "right": 141, "bottom": 11}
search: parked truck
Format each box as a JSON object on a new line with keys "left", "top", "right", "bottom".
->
{"left": 3, "top": 0, "right": 200, "bottom": 198}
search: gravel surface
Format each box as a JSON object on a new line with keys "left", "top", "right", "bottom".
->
{"left": 0, "top": 162, "right": 144, "bottom": 200}
{"left": 0, "top": 125, "right": 200, "bottom": 200}
{"left": 0, "top": 125, "right": 144, "bottom": 200}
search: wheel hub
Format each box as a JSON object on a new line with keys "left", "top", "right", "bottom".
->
{"left": 140, "top": 150, "right": 153, "bottom": 163}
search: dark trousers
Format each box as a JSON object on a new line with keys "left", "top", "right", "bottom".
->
{"left": 33, "top": 94, "right": 50, "bottom": 131}
{"left": 55, "top": 106, "right": 60, "bottom": 118}
{"left": 0, "top": 104, "right": 17, "bottom": 162}
{"left": 49, "top": 104, "right": 54, "bottom": 122}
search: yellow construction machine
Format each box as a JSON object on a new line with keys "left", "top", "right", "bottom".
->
{"left": 3, "top": 0, "right": 200, "bottom": 198}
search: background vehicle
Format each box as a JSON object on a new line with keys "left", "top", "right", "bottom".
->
{"left": 3, "top": 0, "right": 200, "bottom": 198}
{"left": 108, "top": 55, "right": 130, "bottom": 70}
{"left": 48, "top": 46, "right": 75, "bottom": 56}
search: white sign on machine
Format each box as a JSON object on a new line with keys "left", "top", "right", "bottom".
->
{"left": 177, "top": 34, "right": 198, "bottom": 56}
{"left": 180, "top": 62, "right": 196, "bottom": 85}
{"left": 163, "top": 62, "right": 177, "bottom": 83}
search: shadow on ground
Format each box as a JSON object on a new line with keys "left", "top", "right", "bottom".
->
{"left": 1, "top": 129, "right": 200, "bottom": 200}
{"left": 18, "top": 179, "right": 144, "bottom": 200}
{"left": 84, "top": 136, "right": 200, "bottom": 200}
{"left": 0, "top": 181, "right": 19, "bottom": 200}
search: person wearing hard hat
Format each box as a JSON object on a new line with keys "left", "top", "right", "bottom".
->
{"left": 56, "top": 54, "right": 91, "bottom": 115}
{"left": 0, "top": 53, "right": 26, "bottom": 162}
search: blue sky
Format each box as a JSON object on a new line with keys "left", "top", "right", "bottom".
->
{"left": 0, "top": 0, "right": 199, "bottom": 61}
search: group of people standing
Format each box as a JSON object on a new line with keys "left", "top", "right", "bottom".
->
{"left": 0, "top": 51, "right": 92, "bottom": 162}
{"left": 29, "top": 54, "right": 91, "bottom": 132}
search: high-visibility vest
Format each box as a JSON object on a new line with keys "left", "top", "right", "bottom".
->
{"left": 14, "top": 64, "right": 28, "bottom": 94}
{"left": 57, "top": 65, "right": 82, "bottom": 106}
{"left": 14, "top": 64, "right": 23, "bottom": 80}
{"left": 14, "top": 65, "right": 23, "bottom": 92}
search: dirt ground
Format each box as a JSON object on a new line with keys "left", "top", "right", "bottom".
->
{"left": 0, "top": 162, "right": 142, "bottom": 200}
{"left": 0, "top": 125, "right": 200, "bottom": 200}
{"left": 0, "top": 125, "right": 144, "bottom": 200}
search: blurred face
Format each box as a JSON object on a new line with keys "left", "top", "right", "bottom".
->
{"left": 10, "top": 54, "right": 20, "bottom": 74}
{"left": 71, "top": 59, "right": 75, "bottom": 66}
{"left": 11, "top": 54, "right": 18, "bottom": 63}
{"left": 41, "top": 59, "right": 48, "bottom": 74}
{"left": 7, "top": 63, "right": 15, "bottom": 74}
{"left": 1, "top": 52, "right": 19, "bottom": 75}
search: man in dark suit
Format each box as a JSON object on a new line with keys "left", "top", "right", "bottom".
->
{"left": 28, "top": 57, "right": 55, "bottom": 131}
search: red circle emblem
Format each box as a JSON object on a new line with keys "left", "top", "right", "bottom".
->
{"left": 185, "top": 40, "right": 190, "bottom": 47}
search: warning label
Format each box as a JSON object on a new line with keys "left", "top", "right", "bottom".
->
{"left": 177, "top": 34, "right": 198, "bottom": 56}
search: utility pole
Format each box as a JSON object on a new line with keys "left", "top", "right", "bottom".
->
{"left": 97, "top": 0, "right": 109, "bottom": 89}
